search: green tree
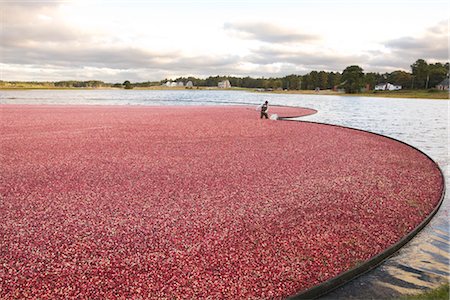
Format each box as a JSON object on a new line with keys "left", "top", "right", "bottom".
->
{"left": 411, "top": 59, "right": 429, "bottom": 89}
{"left": 308, "top": 71, "right": 319, "bottom": 90}
{"left": 318, "top": 71, "right": 328, "bottom": 89}
{"left": 388, "top": 71, "right": 413, "bottom": 89}
{"left": 327, "top": 72, "right": 341, "bottom": 89}
{"left": 364, "top": 72, "right": 380, "bottom": 90}
{"left": 283, "top": 74, "right": 301, "bottom": 90}
{"left": 123, "top": 80, "right": 133, "bottom": 89}
{"left": 341, "top": 65, "right": 364, "bottom": 93}
{"left": 428, "top": 62, "right": 448, "bottom": 88}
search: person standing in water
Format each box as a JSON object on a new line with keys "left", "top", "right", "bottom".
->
{"left": 260, "top": 101, "right": 269, "bottom": 119}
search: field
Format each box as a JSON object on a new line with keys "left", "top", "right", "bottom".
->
{"left": 0, "top": 105, "right": 443, "bottom": 299}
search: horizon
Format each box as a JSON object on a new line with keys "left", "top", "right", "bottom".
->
{"left": 1, "top": 57, "right": 446, "bottom": 85}
{"left": 1, "top": 0, "right": 449, "bottom": 82}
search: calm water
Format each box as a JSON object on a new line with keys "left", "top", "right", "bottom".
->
{"left": 1, "top": 89, "right": 449, "bottom": 298}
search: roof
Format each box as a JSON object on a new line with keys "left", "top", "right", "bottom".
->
{"left": 437, "top": 78, "right": 449, "bottom": 86}
{"left": 375, "top": 82, "right": 400, "bottom": 86}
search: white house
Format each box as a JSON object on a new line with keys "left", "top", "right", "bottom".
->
{"left": 163, "top": 81, "right": 180, "bottom": 87}
{"left": 177, "top": 81, "right": 184, "bottom": 87}
{"left": 186, "top": 81, "right": 194, "bottom": 88}
{"left": 218, "top": 80, "right": 231, "bottom": 88}
{"left": 374, "top": 82, "right": 402, "bottom": 91}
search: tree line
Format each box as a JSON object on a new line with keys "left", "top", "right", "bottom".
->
{"left": 0, "top": 80, "right": 109, "bottom": 88}
{"left": 163, "top": 59, "right": 448, "bottom": 93}
{"left": 1, "top": 59, "right": 447, "bottom": 93}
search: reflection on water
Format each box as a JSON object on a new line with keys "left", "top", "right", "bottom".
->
{"left": 1, "top": 90, "right": 448, "bottom": 298}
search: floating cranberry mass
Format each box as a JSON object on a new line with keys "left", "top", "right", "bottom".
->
{"left": 0, "top": 105, "right": 443, "bottom": 299}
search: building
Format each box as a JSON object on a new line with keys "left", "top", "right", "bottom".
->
{"left": 436, "top": 78, "right": 449, "bottom": 90}
{"left": 218, "top": 80, "right": 231, "bottom": 89}
{"left": 162, "top": 81, "right": 180, "bottom": 87}
{"left": 177, "top": 81, "right": 184, "bottom": 87}
{"left": 374, "top": 83, "right": 402, "bottom": 91}
{"left": 185, "top": 81, "right": 194, "bottom": 88}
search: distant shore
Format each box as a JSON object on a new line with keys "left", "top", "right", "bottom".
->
{"left": 0, "top": 86, "right": 448, "bottom": 100}
{"left": 269, "top": 89, "right": 449, "bottom": 100}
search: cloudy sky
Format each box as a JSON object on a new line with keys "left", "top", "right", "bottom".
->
{"left": 1, "top": 0, "right": 448, "bottom": 82}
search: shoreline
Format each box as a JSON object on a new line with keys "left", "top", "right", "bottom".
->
{"left": 0, "top": 86, "right": 448, "bottom": 100}
{"left": 266, "top": 89, "right": 449, "bottom": 100}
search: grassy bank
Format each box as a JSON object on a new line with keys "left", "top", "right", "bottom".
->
{"left": 269, "top": 89, "right": 449, "bottom": 99}
{"left": 0, "top": 87, "right": 119, "bottom": 90}
{"left": 359, "top": 90, "right": 449, "bottom": 99}
{"left": 400, "top": 284, "right": 449, "bottom": 300}
{"left": 1, "top": 84, "right": 448, "bottom": 99}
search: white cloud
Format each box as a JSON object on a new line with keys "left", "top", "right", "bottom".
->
{"left": 224, "top": 22, "right": 319, "bottom": 44}
{"left": 1, "top": 1, "right": 448, "bottom": 81}
{"left": 384, "top": 20, "right": 449, "bottom": 61}
{"left": 364, "top": 20, "right": 449, "bottom": 71}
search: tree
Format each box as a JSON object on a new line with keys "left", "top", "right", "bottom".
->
{"left": 364, "top": 72, "right": 380, "bottom": 90}
{"left": 388, "top": 71, "right": 413, "bottom": 89}
{"left": 411, "top": 59, "right": 429, "bottom": 89}
{"left": 308, "top": 71, "right": 319, "bottom": 90}
{"left": 428, "top": 62, "right": 448, "bottom": 88}
{"left": 327, "top": 72, "right": 341, "bottom": 90}
{"left": 341, "top": 65, "right": 364, "bottom": 93}
{"left": 123, "top": 80, "right": 133, "bottom": 89}
{"left": 318, "top": 71, "right": 328, "bottom": 89}
{"left": 283, "top": 74, "right": 301, "bottom": 90}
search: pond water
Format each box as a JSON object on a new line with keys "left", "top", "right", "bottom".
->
{"left": 1, "top": 89, "right": 448, "bottom": 298}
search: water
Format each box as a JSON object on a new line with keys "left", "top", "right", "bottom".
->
{"left": 1, "top": 89, "right": 448, "bottom": 298}
{"left": 0, "top": 89, "right": 259, "bottom": 106}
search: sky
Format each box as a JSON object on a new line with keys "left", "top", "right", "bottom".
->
{"left": 0, "top": 0, "right": 449, "bottom": 82}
